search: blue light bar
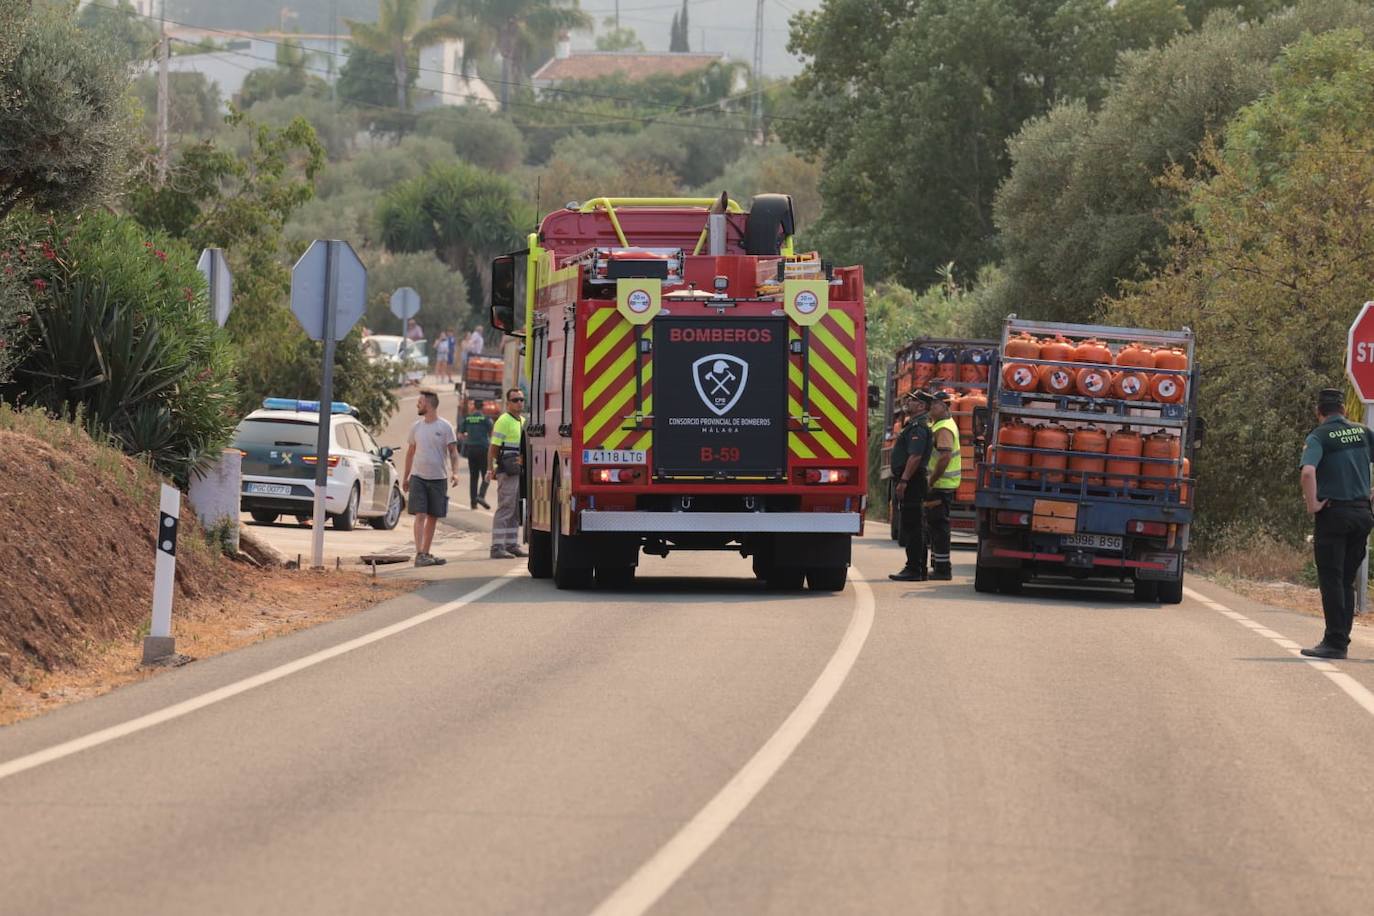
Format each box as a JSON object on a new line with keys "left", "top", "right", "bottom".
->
{"left": 262, "top": 398, "right": 354, "bottom": 414}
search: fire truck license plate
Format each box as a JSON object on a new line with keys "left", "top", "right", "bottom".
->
{"left": 582, "top": 449, "right": 645, "bottom": 465}
{"left": 1061, "top": 533, "right": 1122, "bottom": 551}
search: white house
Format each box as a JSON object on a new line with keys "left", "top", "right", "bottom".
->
{"left": 415, "top": 40, "right": 500, "bottom": 112}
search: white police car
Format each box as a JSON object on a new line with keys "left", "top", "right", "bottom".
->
{"left": 233, "top": 399, "right": 404, "bottom": 530}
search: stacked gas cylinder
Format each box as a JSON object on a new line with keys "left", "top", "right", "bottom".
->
{"left": 990, "top": 333, "right": 1191, "bottom": 497}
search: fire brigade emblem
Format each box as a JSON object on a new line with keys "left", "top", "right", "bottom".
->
{"left": 692, "top": 353, "right": 749, "bottom": 416}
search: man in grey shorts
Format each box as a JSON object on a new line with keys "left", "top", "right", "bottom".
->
{"left": 403, "top": 389, "right": 461, "bottom": 567}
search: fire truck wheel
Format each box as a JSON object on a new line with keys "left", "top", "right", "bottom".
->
{"left": 596, "top": 565, "right": 635, "bottom": 589}
{"left": 1157, "top": 576, "right": 1184, "bottom": 605}
{"left": 765, "top": 567, "right": 805, "bottom": 590}
{"left": 805, "top": 566, "right": 847, "bottom": 592}
{"left": 528, "top": 527, "right": 552, "bottom": 578}
{"left": 973, "top": 559, "right": 998, "bottom": 594}
{"left": 551, "top": 485, "right": 593, "bottom": 590}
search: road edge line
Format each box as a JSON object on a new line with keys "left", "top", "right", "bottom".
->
{"left": 0, "top": 567, "right": 524, "bottom": 783}
{"left": 1183, "top": 585, "right": 1374, "bottom": 718}
{"left": 589, "top": 568, "right": 877, "bottom": 916}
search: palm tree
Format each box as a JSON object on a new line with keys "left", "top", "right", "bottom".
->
{"left": 345, "top": 0, "right": 467, "bottom": 111}
{"left": 437, "top": 0, "right": 593, "bottom": 111}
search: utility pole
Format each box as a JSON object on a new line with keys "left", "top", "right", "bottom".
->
{"left": 615, "top": 0, "right": 619, "bottom": 30}
{"left": 156, "top": 0, "right": 170, "bottom": 184}
{"left": 752, "top": 0, "right": 765, "bottom": 143}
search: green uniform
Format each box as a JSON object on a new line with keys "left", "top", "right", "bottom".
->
{"left": 1302, "top": 416, "right": 1374, "bottom": 500}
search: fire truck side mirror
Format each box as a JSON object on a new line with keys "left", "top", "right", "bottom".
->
{"left": 489, "top": 253, "right": 525, "bottom": 338}
{"left": 867, "top": 384, "right": 880, "bottom": 410}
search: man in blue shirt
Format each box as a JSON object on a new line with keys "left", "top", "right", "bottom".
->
{"left": 1299, "top": 387, "right": 1374, "bottom": 659}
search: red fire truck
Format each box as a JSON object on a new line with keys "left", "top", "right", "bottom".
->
{"left": 489, "top": 195, "right": 871, "bottom": 590}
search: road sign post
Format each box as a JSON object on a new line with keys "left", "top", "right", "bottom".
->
{"left": 390, "top": 286, "right": 420, "bottom": 339}
{"left": 1344, "top": 301, "right": 1374, "bottom": 614}
{"left": 290, "top": 240, "right": 367, "bottom": 570}
{"left": 196, "top": 248, "right": 233, "bottom": 327}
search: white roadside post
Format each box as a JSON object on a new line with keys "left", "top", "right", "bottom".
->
{"left": 290, "top": 240, "right": 368, "bottom": 570}
{"left": 1344, "top": 301, "right": 1374, "bottom": 614}
{"left": 142, "top": 484, "right": 181, "bottom": 664}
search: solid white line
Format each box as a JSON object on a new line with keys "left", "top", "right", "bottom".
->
{"left": 0, "top": 567, "right": 523, "bottom": 783}
{"left": 589, "top": 569, "right": 876, "bottom": 916}
{"left": 1183, "top": 585, "right": 1374, "bottom": 719}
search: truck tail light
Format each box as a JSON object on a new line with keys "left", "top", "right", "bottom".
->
{"left": 588, "top": 467, "right": 641, "bottom": 484}
{"left": 301, "top": 455, "right": 340, "bottom": 468}
{"left": 996, "top": 510, "right": 1031, "bottom": 526}
{"left": 802, "top": 468, "right": 851, "bottom": 484}
{"left": 1129, "top": 520, "right": 1167, "bottom": 537}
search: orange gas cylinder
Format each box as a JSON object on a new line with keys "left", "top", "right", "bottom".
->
{"left": 1180, "top": 456, "right": 1192, "bottom": 503}
{"left": 1068, "top": 426, "right": 1107, "bottom": 485}
{"left": 912, "top": 345, "right": 937, "bottom": 388}
{"left": 1041, "top": 364, "right": 1077, "bottom": 395}
{"left": 1115, "top": 342, "right": 1156, "bottom": 369}
{"left": 1113, "top": 370, "right": 1151, "bottom": 400}
{"left": 1153, "top": 347, "right": 1188, "bottom": 371}
{"left": 1003, "top": 361, "right": 1041, "bottom": 392}
{"left": 1074, "top": 338, "right": 1112, "bottom": 365}
{"left": 997, "top": 419, "right": 1035, "bottom": 480}
{"left": 1076, "top": 366, "right": 1114, "bottom": 398}
{"left": 935, "top": 347, "right": 960, "bottom": 382}
{"left": 1040, "top": 335, "right": 1075, "bottom": 363}
{"left": 1105, "top": 429, "right": 1143, "bottom": 488}
{"left": 1150, "top": 372, "right": 1186, "bottom": 403}
{"left": 1005, "top": 332, "right": 1041, "bottom": 360}
{"left": 958, "top": 350, "right": 981, "bottom": 383}
{"left": 953, "top": 393, "right": 983, "bottom": 435}
{"left": 1141, "top": 431, "right": 1181, "bottom": 489}
{"left": 1031, "top": 423, "right": 1070, "bottom": 483}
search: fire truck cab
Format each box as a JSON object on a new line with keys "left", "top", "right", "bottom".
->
{"left": 490, "top": 195, "right": 869, "bottom": 591}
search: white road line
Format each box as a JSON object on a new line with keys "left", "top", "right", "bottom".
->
{"left": 1184, "top": 585, "right": 1374, "bottom": 719}
{"left": 590, "top": 569, "right": 876, "bottom": 916}
{"left": 0, "top": 567, "right": 524, "bottom": 783}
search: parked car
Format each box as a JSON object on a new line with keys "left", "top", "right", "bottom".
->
{"left": 363, "top": 334, "right": 428, "bottom": 385}
{"left": 233, "top": 398, "right": 405, "bottom": 530}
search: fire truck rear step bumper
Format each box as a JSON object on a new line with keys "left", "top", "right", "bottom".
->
{"left": 579, "top": 511, "right": 863, "bottom": 534}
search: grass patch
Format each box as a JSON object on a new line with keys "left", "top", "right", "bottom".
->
{"left": 1192, "top": 528, "right": 1317, "bottom": 587}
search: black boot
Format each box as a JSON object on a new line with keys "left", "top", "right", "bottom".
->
{"left": 930, "top": 566, "right": 953, "bottom": 581}
{"left": 889, "top": 567, "right": 927, "bottom": 582}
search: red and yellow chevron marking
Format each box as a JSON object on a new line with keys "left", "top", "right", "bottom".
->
{"left": 789, "top": 308, "right": 861, "bottom": 461}
{"left": 580, "top": 308, "right": 653, "bottom": 452}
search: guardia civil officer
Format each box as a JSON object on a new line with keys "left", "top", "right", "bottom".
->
{"left": 889, "top": 390, "right": 934, "bottom": 582}
{"left": 1299, "top": 387, "right": 1374, "bottom": 659}
{"left": 924, "top": 390, "right": 962, "bottom": 581}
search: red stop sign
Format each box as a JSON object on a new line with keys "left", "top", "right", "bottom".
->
{"left": 1348, "top": 301, "right": 1374, "bottom": 401}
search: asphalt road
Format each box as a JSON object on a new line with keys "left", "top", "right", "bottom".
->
{"left": 5, "top": 536, "right": 1374, "bottom": 915}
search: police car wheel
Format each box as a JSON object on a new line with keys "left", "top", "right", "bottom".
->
{"left": 250, "top": 510, "right": 279, "bottom": 526}
{"left": 331, "top": 486, "right": 359, "bottom": 531}
{"left": 369, "top": 487, "right": 403, "bottom": 530}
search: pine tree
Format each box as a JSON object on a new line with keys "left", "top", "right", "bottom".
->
{"left": 669, "top": 2, "right": 690, "bottom": 52}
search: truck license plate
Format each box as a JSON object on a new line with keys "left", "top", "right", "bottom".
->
{"left": 1062, "top": 533, "right": 1122, "bottom": 551}
{"left": 582, "top": 449, "right": 645, "bottom": 465}
{"left": 247, "top": 483, "right": 292, "bottom": 496}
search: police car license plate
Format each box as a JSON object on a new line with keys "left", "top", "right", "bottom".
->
{"left": 1062, "top": 533, "right": 1122, "bottom": 551}
{"left": 582, "top": 449, "right": 645, "bottom": 465}
{"left": 247, "top": 483, "right": 292, "bottom": 496}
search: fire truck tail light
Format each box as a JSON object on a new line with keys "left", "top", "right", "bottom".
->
{"left": 588, "top": 467, "right": 641, "bottom": 484}
{"left": 996, "top": 510, "right": 1031, "bottom": 527}
{"left": 803, "top": 468, "right": 851, "bottom": 484}
{"left": 1129, "top": 520, "right": 1167, "bottom": 537}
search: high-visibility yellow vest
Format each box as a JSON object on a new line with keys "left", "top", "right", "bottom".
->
{"left": 929, "top": 417, "right": 962, "bottom": 489}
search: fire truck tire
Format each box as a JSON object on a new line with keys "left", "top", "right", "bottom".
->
{"left": 743, "top": 194, "right": 796, "bottom": 256}
{"left": 528, "top": 527, "right": 552, "bottom": 578}
{"left": 765, "top": 568, "right": 805, "bottom": 590}
{"left": 973, "top": 559, "right": 998, "bottom": 593}
{"left": 805, "top": 566, "right": 847, "bottom": 592}
{"left": 1158, "top": 576, "right": 1184, "bottom": 605}
{"left": 551, "top": 481, "right": 593, "bottom": 590}
{"left": 596, "top": 565, "right": 635, "bottom": 589}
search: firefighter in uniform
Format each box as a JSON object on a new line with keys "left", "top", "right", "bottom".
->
{"left": 1299, "top": 387, "right": 1374, "bottom": 659}
{"left": 890, "top": 391, "right": 934, "bottom": 581}
{"left": 924, "top": 390, "right": 962, "bottom": 581}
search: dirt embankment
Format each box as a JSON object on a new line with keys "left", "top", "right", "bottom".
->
{"left": 0, "top": 410, "right": 417, "bottom": 725}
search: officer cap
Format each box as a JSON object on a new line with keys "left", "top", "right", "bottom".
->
{"left": 1317, "top": 387, "right": 1345, "bottom": 411}
{"left": 928, "top": 389, "right": 952, "bottom": 403}
{"left": 909, "top": 389, "right": 934, "bottom": 405}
